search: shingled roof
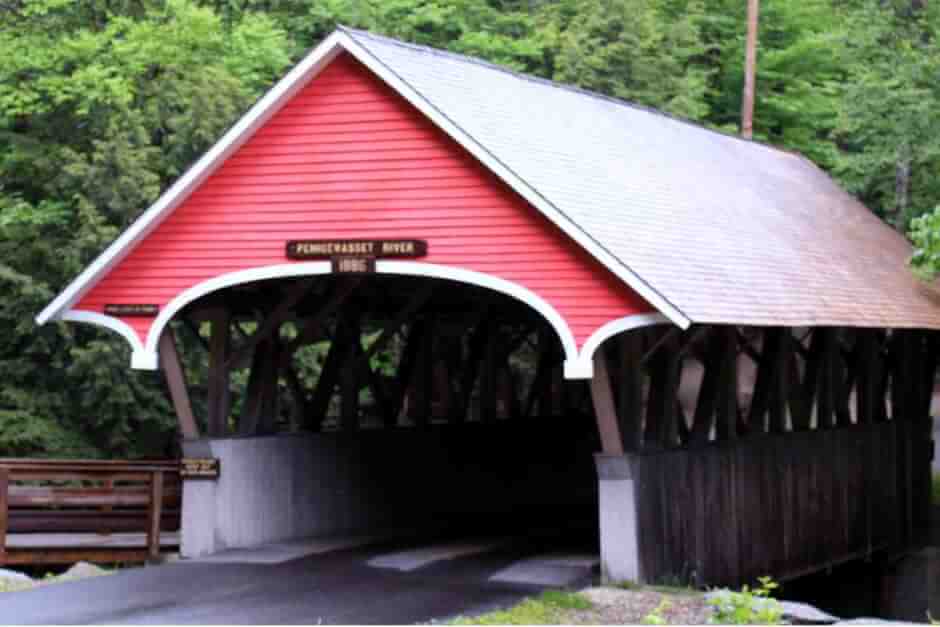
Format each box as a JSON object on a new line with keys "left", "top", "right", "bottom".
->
{"left": 37, "top": 27, "right": 940, "bottom": 331}
{"left": 342, "top": 28, "right": 940, "bottom": 330}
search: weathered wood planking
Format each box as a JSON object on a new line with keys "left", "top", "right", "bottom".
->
{"left": 632, "top": 420, "right": 930, "bottom": 587}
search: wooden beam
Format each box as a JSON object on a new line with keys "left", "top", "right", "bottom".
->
{"left": 715, "top": 327, "right": 739, "bottom": 441}
{"left": 645, "top": 332, "right": 681, "bottom": 447}
{"left": 590, "top": 347, "right": 624, "bottom": 455}
{"left": 691, "top": 328, "right": 721, "bottom": 444}
{"left": 855, "top": 330, "right": 877, "bottom": 424}
{"left": 390, "top": 319, "right": 427, "bottom": 427}
{"left": 182, "top": 317, "right": 209, "bottom": 353}
{"left": 238, "top": 337, "right": 273, "bottom": 435}
{"left": 747, "top": 327, "right": 786, "bottom": 434}
{"left": 479, "top": 322, "right": 499, "bottom": 422}
{"left": 788, "top": 332, "right": 812, "bottom": 431}
{"left": 455, "top": 314, "right": 492, "bottom": 422}
{"left": 815, "top": 329, "right": 837, "bottom": 429}
{"left": 340, "top": 313, "right": 361, "bottom": 433}
{"left": 257, "top": 338, "right": 282, "bottom": 434}
{"left": 433, "top": 360, "right": 453, "bottom": 419}
{"left": 206, "top": 308, "right": 231, "bottom": 437}
{"left": 524, "top": 328, "right": 555, "bottom": 418}
{"left": 305, "top": 324, "right": 347, "bottom": 431}
{"left": 225, "top": 279, "right": 316, "bottom": 369}
{"left": 890, "top": 329, "right": 914, "bottom": 422}
{"left": 768, "top": 329, "right": 790, "bottom": 434}
{"left": 920, "top": 332, "right": 939, "bottom": 418}
{"left": 617, "top": 331, "right": 645, "bottom": 451}
{"left": 360, "top": 285, "right": 434, "bottom": 364}
{"left": 158, "top": 328, "right": 200, "bottom": 440}
{"left": 146, "top": 471, "right": 163, "bottom": 561}
{"left": 411, "top": 316, "right": 434, "bottom": 427}
{"left": 285, "top": 279, "right": 361, "bottom": 356}
{"left": 284, "top": 364, "right": 308, "bottom": 431}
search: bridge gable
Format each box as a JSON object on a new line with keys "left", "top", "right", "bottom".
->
{"left": 74, "top": 52, "right": 653, "bottom": 363}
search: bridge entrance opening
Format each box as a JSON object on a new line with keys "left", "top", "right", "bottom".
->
{"left": 171, "top": 273, "right": 601, "bottom": 561}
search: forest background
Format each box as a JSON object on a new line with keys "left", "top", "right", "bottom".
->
{"left": 2, "top": 0, "right": 938, "bottom": 457}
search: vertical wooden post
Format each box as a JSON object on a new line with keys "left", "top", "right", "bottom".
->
{"left": 535, "top": 328, "right": 556, "bottom": 417}
{"left": 0, "top": 468, "right": 8, "bottom": 562}
{"left": 412, "top": 317, "right": 434, "bottom": 427}
{"left": 815, "top": 328, "right": 837, "bottom": 429}
{"left": 716, "top": 327, "right": 739, "bottom": 441}
{"left": 147, "top": 471, "right": 164, "bottom": 561}
{"left": 591, "top": 346, "right": 624, "bottom": 455}
{"left": 158, "top": 328, "right": 200, "bottom": 440}
{"left": 480, "top": 323, "right": 498, "bottom": 422}
{"left": 618, "top": 332, "right": 645, "bottom": 450}
{"left": 856, "top": 330, "right": 876, "bottom": 424}
{"left": 646, "top": 332, "right": 681, "bottom": 447}
{"left": 340, "top": 314, "right": 361, "bottom": 433}
{"left": 206, "top": 308, "right": 232, "bottom": 437}
{"left": 890, "top": 330, "right": 913, "bottom": 422}
{"left": 392, "top": 320, "right": 425, "bottom": 426}
{"left": 456, "top": 317, "right": 491, "bottom": 422}
{"left": 692, "top": 328, "right": 721, "bottom": 443}
{"left": 257, "top": 338, "right": 282, "bottom": 434}
{"left": 769, "top": 329, "right": 790, "bottom": 433}
{"left": 307, "top": 322, "right": 346, "bottom": 430}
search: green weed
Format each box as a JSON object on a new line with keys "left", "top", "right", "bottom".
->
{"left": 450, "top": 590, "right": 592, "bottom": 625}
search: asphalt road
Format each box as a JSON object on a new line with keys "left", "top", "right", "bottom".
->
{"left": 0, "top": 533, "right": 598, "bottom": 624}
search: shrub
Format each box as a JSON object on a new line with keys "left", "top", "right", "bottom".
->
{"left": 708, "top": 577, "right": 784, "bottom": 625}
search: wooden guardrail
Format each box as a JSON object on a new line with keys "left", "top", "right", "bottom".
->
{"left": 0, "top": 459, "right": 181, "bottom": 565}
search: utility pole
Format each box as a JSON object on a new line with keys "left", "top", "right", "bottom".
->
{"left": 741, "top": 0, "right": 760, "bottom": 139}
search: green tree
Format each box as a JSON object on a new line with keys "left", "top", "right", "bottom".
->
{"left": 834, "top": 0, "right": 940, "bottom": 231}
{"left": 542, "top": 0, "right": 713, "bottom": 119}
{"left": 0, "top": 0, "right": 292, "bottom": 456}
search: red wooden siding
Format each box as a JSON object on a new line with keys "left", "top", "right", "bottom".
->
{"left": 75, "top": 53, "right": 653, "bottom": 346}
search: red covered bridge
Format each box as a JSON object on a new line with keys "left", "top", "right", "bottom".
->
{"left": 37, "top": 28, "right": 940, "bottom": 586}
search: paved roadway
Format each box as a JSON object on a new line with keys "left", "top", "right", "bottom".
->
{"left": 0, "top": 532, "right": 598, "bottom": 624}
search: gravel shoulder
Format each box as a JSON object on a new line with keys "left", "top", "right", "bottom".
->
{"left": 568, "top": 586, "right": 712, "bottom": 624}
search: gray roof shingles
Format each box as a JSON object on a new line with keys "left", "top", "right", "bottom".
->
{"left": 346, "top": 27, "right": 940, "bottom": 330}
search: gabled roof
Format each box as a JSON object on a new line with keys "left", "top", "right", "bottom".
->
{"left": 38, "top": 27, "right": 940, "bottom": 330}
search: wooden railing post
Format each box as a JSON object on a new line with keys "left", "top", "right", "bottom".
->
{"left": 0, "top": 467, "right": 7, "bottom": 563}
{"left": 146, "top": 470, "right": 164, "bottom": 561}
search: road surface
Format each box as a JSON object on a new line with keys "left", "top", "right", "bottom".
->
{"left": 0, "top": 532, "right": 598, "bottom": 624}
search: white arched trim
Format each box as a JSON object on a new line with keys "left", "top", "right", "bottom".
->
{"left": 61, "top": 310, "right": 153, "bottom": 368}
{"left": 135, "top": 261, "right": 587, "bottom": 377}
{"left": 574, "top": 313, "right": 672, "bottom": 377}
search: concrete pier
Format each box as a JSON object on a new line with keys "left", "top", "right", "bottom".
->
{"left": 595, "top": 454, "right": 641, "bottom": 584}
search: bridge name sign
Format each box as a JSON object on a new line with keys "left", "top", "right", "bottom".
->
{"left": 285, "top": 239, "right": 428, "bottom": 274}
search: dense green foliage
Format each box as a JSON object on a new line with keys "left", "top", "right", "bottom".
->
{"left": 2, "top": 0, "right": 938, "bottom": 456}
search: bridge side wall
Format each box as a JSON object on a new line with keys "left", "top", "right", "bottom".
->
{"left": 623, "top": 418, "right": 932, "bottom": 587}
{"left": 181, "top": 420, "right": 598, "bottom": 558}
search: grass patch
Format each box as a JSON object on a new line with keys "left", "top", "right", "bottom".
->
{"left": 450, "top": 590, "right": 592, "bottom": 625}
{"left": 613, "top": 580, "right": 701, "bottom": 596}
{"left": 932, "top": 473, "right": 940, "bottom": 505}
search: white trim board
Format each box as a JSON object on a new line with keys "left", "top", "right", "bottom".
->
{"left": 67, "top": 260, "right": 599, "bottom": 377}
{"left": 35, "top": 28, "right": 687, "bottom": 331}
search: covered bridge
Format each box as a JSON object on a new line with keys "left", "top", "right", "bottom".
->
{"left": 37, "top": 27, "right": 940, "bottom": 586}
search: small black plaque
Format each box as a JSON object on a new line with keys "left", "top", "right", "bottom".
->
{"left": 180, "top": 457, "right": 220, "bottom": 480}
{"left": 104, "top": 304, "right": 159, "bottom": 317}
{"left": 331, "top": 256, "right": 376, "bottom": 274}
